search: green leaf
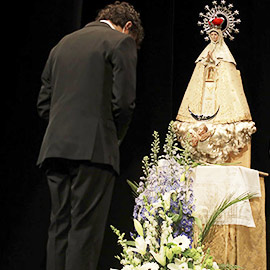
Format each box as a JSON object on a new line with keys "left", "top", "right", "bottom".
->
{"left": 171, "top": 193, "right": 177, "bottom": 201}
{"left": 194, "top": 216, "right": 203, "bottom": 232}
{"left": 178, "top": 201, "right": 183, "bottom": 221}
{"left": 126, "top": 240, "right": 136, "bottom": 247}
{"left": 180, "top": 172, "right": 186, "bottom": 182}
{"left": 127, "top": 179, "right": 139, "bottom": 197}
{"left": 171, "top": 214, "right": 180, "bottom": 223}
{"left": 166, "top": 242, "right": 177, "bottom": 248}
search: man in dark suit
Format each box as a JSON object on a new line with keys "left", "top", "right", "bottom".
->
{"left": 37, "top": 2, "right": 144, "bottom": 270}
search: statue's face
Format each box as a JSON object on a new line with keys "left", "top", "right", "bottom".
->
{"left": 210, "top": 31, "right": 219, "bottom": 42}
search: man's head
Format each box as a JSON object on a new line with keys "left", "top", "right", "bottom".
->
{"left": 96, "top": 1, "right": 144, "bottom": 48}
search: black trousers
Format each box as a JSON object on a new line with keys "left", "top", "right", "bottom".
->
{"left": 44, "top": 159, "right": 115, "bottom": 270}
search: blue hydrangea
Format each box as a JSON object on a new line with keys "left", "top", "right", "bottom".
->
{"left": 133, "top": 157, "right": 195, "bottom": 239}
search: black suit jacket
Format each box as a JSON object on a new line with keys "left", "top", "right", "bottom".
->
{"left": 37, "top": 21, "right": 137, "bottom": 174}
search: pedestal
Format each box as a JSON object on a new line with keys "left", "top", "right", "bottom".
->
{"left": 194, "top": 143, "right": 268, "bottom": 270}
{"left": 200, "top": 175, "right": 267, "bottom": 270}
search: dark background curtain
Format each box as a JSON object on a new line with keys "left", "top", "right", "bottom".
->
{"left": 2, "top": 0, "right": 269, "bottom": 269}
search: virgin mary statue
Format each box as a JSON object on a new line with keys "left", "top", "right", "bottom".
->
{"left": 174, "top": 16, "right": 256, "bottom": 164}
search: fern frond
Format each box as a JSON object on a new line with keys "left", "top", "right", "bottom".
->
{"left": 199, "top": 192, "right": 256, "bottom": 245}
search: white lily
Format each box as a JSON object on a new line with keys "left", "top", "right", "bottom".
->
{"left": 168, "top": 258, "right": 189, "bottom": 270}
{"left": 127, "top": 237, "right": 147, "bottom": 256}
{"left": 134, "top": 237, "right": 147, "bottom": 255}
{"left": 139, "top": 262, "right": 160, "bottom": 270}
{"left": 167, "top": 258, "right": 189, "bottom": 270}
{"left": 150, "top": 245, "right": 166, "bottom": 266}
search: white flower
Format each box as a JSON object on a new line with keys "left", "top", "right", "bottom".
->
{"left": 179, "top": 263, "right": 189, "bottom": 270}
{"left": 160, "top": 224, "right": 172, "bottom": 245}
{"left": 168, "top": 259, "right": 189, "bottom": 270}
{"left": 194, "top": 266, "right": 202, "bottom": 270}
{"left": 150, "top": 245, "right": 166, "bottom": 266}
{"left": 164, "top": 215, "right": 173, "bottom": 224}
{"left": 212, "top": 262, "right": 219, "bottom": 269}
{"left": 146, "top": 236, "right": 159, "bottom": 250}
{"left": 163, "top": 191, "right": 176, "bottom": 211}
{"left": 172, "top": 235, "right": 190, "bottom": 251}
{"left": 125, "top": 247, "right": 134, "bottom": 256}
{"left": 158, "top": 158, "right": 170, "bottom": 167}
{"left": 122, "top": 265, "right": 136, "bottom": 270}
{"left": 127, "top": 237, "right": 147, "bottom": 256}
{"left": 146, "top": 235, "right": 157, "bottom": 245}
{"left": 152, "top": 219, "right": 158, "bottom": 227}
{"left": 134, "top": 237, "right": 147, "bottom": 255}
{"left": 151, "top": 200, "right": 163, "bottom": 212}
{"left": 132, "top": 257, "right": 141, "bottom": 266}
{"left": 121, "top": 259, "right": 129, "bottom": 265}
{"left": 167, "top": 234, "right": 174, "bottom": 242}
{"left": 179, "top": 257, "right": 187, "bottom": 263}
{"left": 139, "top": 262, "right": 160, "bottom": 270}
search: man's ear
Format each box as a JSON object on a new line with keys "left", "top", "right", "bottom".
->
{"left": 123, "top": 21, "right": 133, "bottom": 33}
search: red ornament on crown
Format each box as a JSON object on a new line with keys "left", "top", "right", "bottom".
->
{"left": 208, "top": 17, "right": 224, "bottom": 28}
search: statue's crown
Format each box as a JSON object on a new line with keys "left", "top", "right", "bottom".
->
{"left": 198, "top": 1, "right": 241, "bottom": 41}
{"left": 209, "top": 17, "right": 224, "bottom": 29}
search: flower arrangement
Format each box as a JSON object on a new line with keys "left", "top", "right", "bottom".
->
{"left": 111, "top": 121, "right": 252, "bottom": 270}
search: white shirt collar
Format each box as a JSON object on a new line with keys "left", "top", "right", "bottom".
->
{"left": 99, "top": 20, "right": 115, "bottom": 30}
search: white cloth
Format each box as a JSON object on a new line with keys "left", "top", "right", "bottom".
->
{"left": 193, "top": 165, "right": 261, "bottom": 227}
{"left": 100, "top": 20, "right": 116, "bottom": 29}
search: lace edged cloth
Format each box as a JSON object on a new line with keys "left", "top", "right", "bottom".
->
{"left": 192, "top": 165, "right": 261, "bottom": 227}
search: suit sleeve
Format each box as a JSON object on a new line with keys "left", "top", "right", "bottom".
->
{"left": 111, "top": 35, "right": 137, "bottom": 143}
{"left": 37, "top": 49, "right": 54, "bottom": 121}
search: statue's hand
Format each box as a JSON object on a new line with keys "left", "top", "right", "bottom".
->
{"left": 207, "top": 51, "right": 213, "bottom": 61}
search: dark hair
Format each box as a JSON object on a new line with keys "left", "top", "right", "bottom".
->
{"left": 96, "top": 1, "right": 144, "bottom": 48}
{"left": 209, "top": 29, "right": 219, "bottom": 34}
